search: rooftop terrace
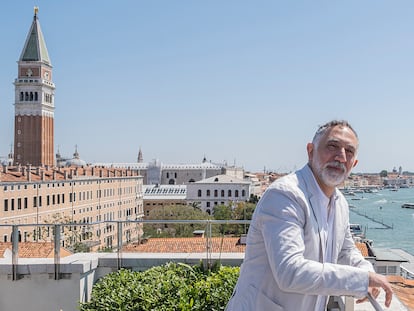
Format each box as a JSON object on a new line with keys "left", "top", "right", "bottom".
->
{"left": 0, "top": 220, "right": 412, "bottom": 310}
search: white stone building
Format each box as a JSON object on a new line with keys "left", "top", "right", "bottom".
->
{"left": 186, "top": 174, "right": 251, "bottom": 214}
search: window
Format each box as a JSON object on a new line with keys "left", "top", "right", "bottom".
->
{"left": 221, "top": 190, "right": 225, "bottom": 197}
{"left": 24, "top": 197, "right": 28, "bottom": 209}
{"left": 198, "top": 189, "right": 202, "bottom": 197}
{"left": 242, "top": 190, "right": 246, "bottom": 197}
{"left": 376, "top": 266, "right": 386, "bottom": 275}
{"left": 388, "top": 266, "right": 397, "bottom": 274}
{"left": 4, "top": 199, "right": 8, "bottom": 212}
{"left": 214, "top": 190, "right": 218, "bottom": 197}
{"left": 11, "top": 199, "right": 14, "bottom": 211}
{"left": 38, "top": 196, "right": 42, "bottom": 207}
{"left": 228, "top": 190, "right": 232, "bottom": 197}
{"left": 206, "top": 202, "right": 210, "bottom": 207}
{"left": 235, "top": 190, "right": 239, "bottom": 197}
{"left": 207, "top": 190, "right": 211, "bottom": 197}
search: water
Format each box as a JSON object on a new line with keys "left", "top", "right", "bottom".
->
{"left": 347, "top": 187, "right": 414, "bottom": 255}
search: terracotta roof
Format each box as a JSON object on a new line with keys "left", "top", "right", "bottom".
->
{"left": 355, "top": 242, "right": 369, "bottom": 257}
{"left": 0, "top": 242, "right": 72, "bottom": 258}
{"left": 0, "top": 165, "right": 140, "bottom": 182}
{"left": 387, "top": 275, "right": 414, "bottom": 311}
{"left": 123, "top": 238, "right": 371, "bottom": 256}
{"left": 123, "top": 237, "right": 246, "bottom": 253}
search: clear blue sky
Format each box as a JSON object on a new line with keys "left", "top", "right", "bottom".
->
{"left": 1, "top": 1, "right": 414, "bottom": 173}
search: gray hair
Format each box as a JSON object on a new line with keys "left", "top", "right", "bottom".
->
{"left": 312, "top": 120, "right": 359, "bottom": 147}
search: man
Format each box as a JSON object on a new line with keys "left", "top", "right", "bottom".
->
{"left": 225, "top": 120, "right": 392, "bottom": 311}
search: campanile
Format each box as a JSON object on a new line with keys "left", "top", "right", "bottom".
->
{"left": 13, "top": 7, "right": 55, "bottom": 167}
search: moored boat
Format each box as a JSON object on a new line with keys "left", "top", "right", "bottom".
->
{"left": 401, "top": 203, "right": 414, "bottom": 209}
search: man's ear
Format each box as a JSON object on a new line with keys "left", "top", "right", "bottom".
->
{"left": 306, "top": 143, "right": 314, "bottom": 161}
{"left": 353, "top": 159, "right": 358, "bottom": 168}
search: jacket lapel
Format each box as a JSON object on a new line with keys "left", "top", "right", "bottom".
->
{"left": 309, "top": 194, "right": 326, "bottom": 262}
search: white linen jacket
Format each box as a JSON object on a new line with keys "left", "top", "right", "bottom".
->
{"left": 225, "top": 165, "right": 373, "bottom": 311}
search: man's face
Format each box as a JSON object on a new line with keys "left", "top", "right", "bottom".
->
{"left": 307, "top": 125, "right": 358, "bottom": 194}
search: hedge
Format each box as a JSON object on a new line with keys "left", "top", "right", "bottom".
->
{"left": 79, "top": 262, "right": 240, "bottom": 311}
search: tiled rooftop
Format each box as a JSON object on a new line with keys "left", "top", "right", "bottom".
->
{"left": 123, "top": 237, "right": 246, "bottom": 253}
{"left": 356, "top": 242, "right": 369, "bottom": 257}
{"left": 0, "top": 165, "right": 140, "bottom": 182}
{"left": 387, "top": 275, "right": 414, "bottom": 311}
{"left": 0, "top": 242, "right": 72, "bottom": 258}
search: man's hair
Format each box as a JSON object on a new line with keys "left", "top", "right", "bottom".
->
{"left": 312, "top": 120, "right": 358, "bottom": 147}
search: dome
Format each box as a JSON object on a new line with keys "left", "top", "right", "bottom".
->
{"left": 65, "top": 146, "right": 87, "bottom": 167}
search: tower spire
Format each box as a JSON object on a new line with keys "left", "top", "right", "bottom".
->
{"left": 19, "top": 7, "right": 51, "bottom": 65}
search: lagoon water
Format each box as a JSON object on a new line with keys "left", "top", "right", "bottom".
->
{"left": 347, "top": 187, "right": 414, "bottom": 255}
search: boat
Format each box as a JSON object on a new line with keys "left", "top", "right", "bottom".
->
{"left": 349, "top": 224, "right": 365, "bottom": 238}
{"left": 401, "top": 203, "right": 414, "bottom": 209}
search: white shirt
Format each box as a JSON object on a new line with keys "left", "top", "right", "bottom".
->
{"left": 309, "top": 173, "right": 337, "bottom": 311}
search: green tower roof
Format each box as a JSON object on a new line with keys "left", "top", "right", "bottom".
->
{"left": 19, "top": 8, "right": 51, "bottom": 65}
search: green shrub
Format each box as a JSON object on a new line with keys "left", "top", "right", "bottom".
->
{"left": 79, "top": 262, "right": 239, "bottom": 311}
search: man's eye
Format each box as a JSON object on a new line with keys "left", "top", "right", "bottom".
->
{"left": 327, "top": 144, "right": 338, "bottom": 150}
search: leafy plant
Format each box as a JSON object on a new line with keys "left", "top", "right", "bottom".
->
{"left": 79, "top": 262, "right": 239, "bottom": 311}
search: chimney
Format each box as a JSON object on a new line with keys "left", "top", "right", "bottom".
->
{"left": 2, "top": 165, "right": 8, "bottom": 174}
{"left": 99, "top": 169, "right": 103, "bottom": 178}
{"left": 52, "top": 170, "right": 56, "bottom": 180}
{"left": 22, "top": 166, "right": 26, "bottom": 177}
{"left": 41, "top": 170, "right": 45, "bottom": 181}
{"left": 36, "top": 167, "right": 41, "bottom": 175}
{"left": 27, "top": 166, "right": 32, "bottom": 182}
{"left": 92, "top": 167, "right": 95, "bottom": 176}
{"left": 64, "top": 170, "right": 68, "bottom": 180}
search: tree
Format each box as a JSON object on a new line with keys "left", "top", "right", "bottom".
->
{"left": 380, "top": 170, "right": 388, "bottom": 177}
{"left": 232, "top": 202, "right": 256, "bottom": 235}
{"left": 212, "top": 204, "right": 233, "bottom": 235}
{"left": 145, "top": 205, "right": 210, "bottom": 238}
{"left": 212, "top": 205, "right": 232, "bottom": 220}
{"left": 29, "top": 212, "right": 93, "bottom": 253}
{"left": 248, "top": 194, "right": 259, "bottom": 204}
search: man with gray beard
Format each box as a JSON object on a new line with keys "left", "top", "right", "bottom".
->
{"left": 225, "top": 120, "right": 392, "bottom": 311}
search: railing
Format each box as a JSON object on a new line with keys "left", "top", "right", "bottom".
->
{"left": 0, "top": 220, "right": 398, "bottom": 310}
{"left": 0, "top": 219, "right": 250, "bottom": 280}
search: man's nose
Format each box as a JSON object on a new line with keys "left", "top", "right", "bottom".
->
{"left": 335, "top": 148, "right": 347, "bottom": 162}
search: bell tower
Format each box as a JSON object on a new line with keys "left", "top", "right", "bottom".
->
{"left": 14, "top": 7, "right": 55, "bottom": 167}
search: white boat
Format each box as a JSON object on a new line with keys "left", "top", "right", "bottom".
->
{"left": 349, "top": 224, "right": 364, "bottom": 238}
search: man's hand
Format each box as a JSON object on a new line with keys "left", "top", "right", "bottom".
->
{"left": 361, "top": 272, "right": 393, "bottom": 307}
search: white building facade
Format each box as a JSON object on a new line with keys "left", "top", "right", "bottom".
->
{"left": 186, "top": 174, "right": 251, "bottom": 214}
